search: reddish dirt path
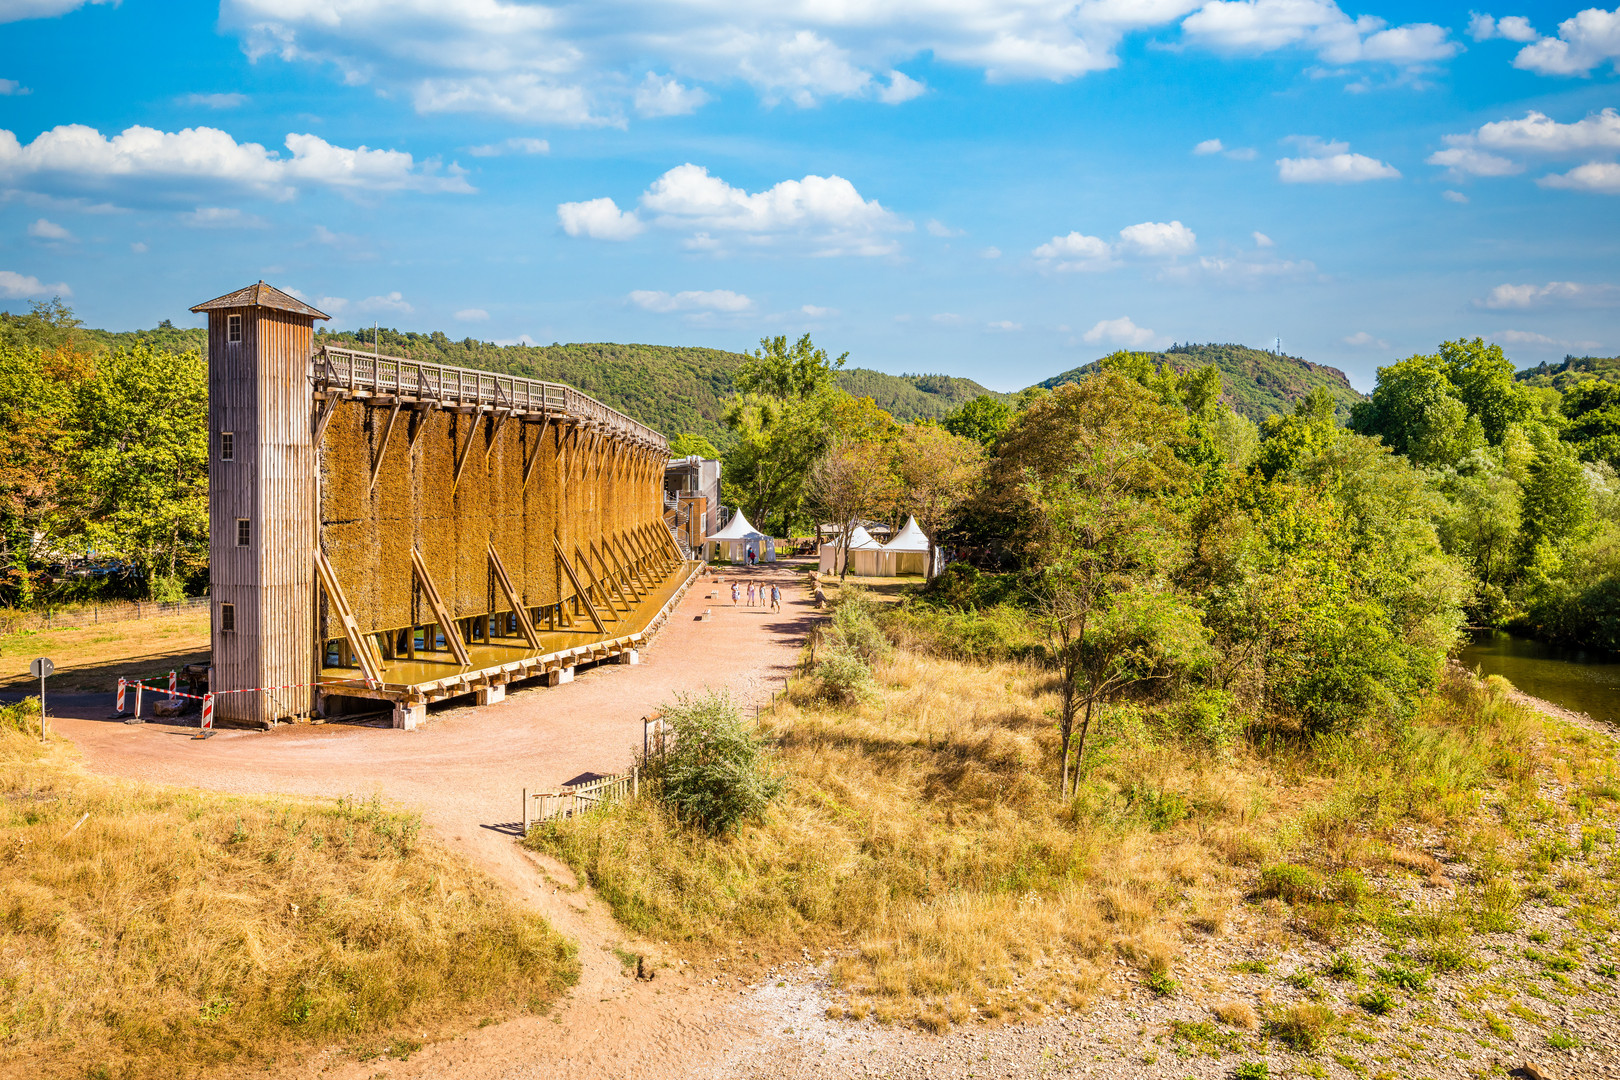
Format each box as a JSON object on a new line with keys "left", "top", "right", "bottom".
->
{"left": 39, "top": 560, "right": 818, "bottom": 1080}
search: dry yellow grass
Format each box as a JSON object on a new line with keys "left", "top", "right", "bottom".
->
{"left": 535, "top": 629, "right": 1590, "bottom": 1030}
{"left": 1213, "top": 999, "right": 1259, "bottom": 1029}
{"left": 0, "top": 700, "right": 577, "bottom": 1079}
{"left": 0, "top": 610, "right": 209, "bottom": 691}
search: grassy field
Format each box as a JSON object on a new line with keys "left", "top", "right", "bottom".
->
{"left": 0, "top": 699, "right": 578, "bottom": 1080}
{"left": 531, "top": 604, "right": 1620, "bottom": 1034}
{"left": 0, "top": 611, "right": 209, "bottom": 692}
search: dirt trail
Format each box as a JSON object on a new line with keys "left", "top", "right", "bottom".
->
{"left": 38, "top": 562, "right": 816, "bottom": 1080}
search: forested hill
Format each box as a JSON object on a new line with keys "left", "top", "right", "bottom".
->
{"left": 90, "top": 322, "right": 1000, "bottom": 445}
{"left": 1516, "top": 355, "right": 1620, "bottom": 392}
{"left": 1036, "top": 343, "right": 1363, "bottom": 422}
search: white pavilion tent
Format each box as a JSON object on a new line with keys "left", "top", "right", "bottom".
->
{"left": 705, "top": 510, "right": 775, "bottom": 563}
{"left": 876, "top": 516, "right": 938, "bottom": 577}
{"left": 817, "top": 525, "right": 882, "bottom": 575}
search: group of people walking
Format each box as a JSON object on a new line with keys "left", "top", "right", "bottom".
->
{"left": 729, "top": 578, "right": 781, "bottom": 612}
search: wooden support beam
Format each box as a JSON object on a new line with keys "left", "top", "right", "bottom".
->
{"left": 553, "top": 536, "right": 607, "bottom": 634}
{"left": 411, "top": 547, "right": 472, "bottom": 666}
{"left": 575, "top": 546, "right": 624, "bottom": 619}
{"left": 653, "top": 518, "right": 684, "bottom": 562}
{"left": 369, "top": 402, "right": 402, "bottom": 494}
{"left": 314, "top": 548, "right": 384, "bottom": 685}
{"left": 486, "top": 404, "right": 512, "bottom": 460}
{"left": 488, "top": 542, "right": 542, "bottom": 650}
{"left": 451, "top": 409, "right": 482, "bottom": 493}
{"left": 406, "top": 401, "right": 437, "bottom": 452}
{"left": 611, "top": 533, "right": 650, "bottom": 592}
{"left": 522, "top": 417, "right": 551, "bottom": 488}
{"left": 589, "top": 540, "right": 636, "bottom": 610}
{"left": 313, "top": 393, "right": 342, "bottom": 443}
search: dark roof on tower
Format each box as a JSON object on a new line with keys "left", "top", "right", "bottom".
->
{"left": 189, "top": 281, "right": 330, "bottom": 320}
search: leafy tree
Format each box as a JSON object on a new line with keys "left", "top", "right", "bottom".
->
{"left": 1438, "top": 337, "right": 1531, "bottom": 446}
{"left": 1560, "top": 379, "right": 1620, "bottom": 467}
{"left": 668, "top": 432, "right": 720, "bottom": 459}
{"left": 1258, "top": 387, "right": 1341, "bottom": 478}
{"left": 58, "top": 344, "right": 209, "bottom": 594}
{"left": 651, "top": 689, "right": 782, "bottom": 835}
{"left": 1350, "top": 354, "right": 1482, "bottom": 469}
{"left": 944, "top": 394, "right": 1013, "bottom": 447}
{"left": 809, "top": 436, "right": 898, "bottom": 579}
{"left": 1015, "top": 373, "right": 1202, "bottom": 794}
{"left": 736, "top": 333, "right": 847, "bottom": 401}
{"left": 892, "top": 423, "right": 986, "bottom": 579}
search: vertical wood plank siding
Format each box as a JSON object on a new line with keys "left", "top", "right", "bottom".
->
{"left": 208, "top": 307, "right": 316, "bottom": 725}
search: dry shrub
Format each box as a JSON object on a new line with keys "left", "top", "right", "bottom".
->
{"left": 1214, "top": 999, "right": 1260, "bottom": 1030}
{"left": 0, "top": 728, "right": 577, "bottom": 1080}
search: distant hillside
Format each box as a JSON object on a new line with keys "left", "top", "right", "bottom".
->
{"left": 1516, "top": 355, "right": 1620, "bottom": 392}
{"left": 88, "top": 322, "right": 997, "bottom": 446}
{"left": 835, "top": 369, "right": 1006, "bottom": 420}
{"left": 1035, "top": 343, "right": 1363, "bottom": 422}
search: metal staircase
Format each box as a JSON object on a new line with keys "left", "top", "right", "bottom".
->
{"left": 664, "top": 493, "right": 695, "bottom": 559}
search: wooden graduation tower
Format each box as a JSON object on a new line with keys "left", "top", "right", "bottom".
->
{"left": 194, "top": 281, "right": 688, "bottom": 729}
{"left": 193, "top": 282, "right": 328, "bottom": 727}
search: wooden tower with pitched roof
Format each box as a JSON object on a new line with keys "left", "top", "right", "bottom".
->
{"left": 190, "top": 281, "right": 330, "bottom": 726}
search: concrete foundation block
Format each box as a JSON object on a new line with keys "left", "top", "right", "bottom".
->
{"left": 617, "top": 649, "right": 640, "bottom": 666}
{"left": 476, "top": 683, "right": 506, "bottom": 706}
{"left": 393, "top": 702, "right": 425, "bottom": 730}
{"left": 545, "top": 666, "right": 575, "bottom": 687}
{"left": 154, "top": 698, "right": 186, "bottom": 719}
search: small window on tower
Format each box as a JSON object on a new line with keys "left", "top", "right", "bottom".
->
{"left": 227, "top": 314, "right": 242, "bottom": 343}
{"left": 220, "top": 603, "right": 235, "bottom": 633}
{"left": 220, "top": 431, "right": 234, "bottom": 461}
{"left": 236, "top": 518, "right": 250, "bottom": 547}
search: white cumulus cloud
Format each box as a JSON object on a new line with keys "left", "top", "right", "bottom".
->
{"left": 1539, "top": 162, "right": 1620, "bottom": 194}
{"left": 1469, "top": 14, "right": 1539, "bottom": 43}
{"left": 1194, "top": 138, "right": 1225, "bottom": 155}
{"left": 557, "top": 196, "right": 644, "bottom": 240}
{"left": 181, "top": 206, "right": 268, "bottom": 228}
{"left": 566, "top": 164, "right": 906, "bottom": 255}
{"left": 1277, "top": 135, "right": 1400, "bottom": 182}
{"left": 629, "top": 289, "right": 753, "bottom": 313}
{"left": 1426, "top": 147, "right": 1522, "bottom": 178}
{"left": 182, "top": 92, "right": 247, "bottom": 109}
{"left": 1083, "top": 316, "right": 1160, "bottom": 348}
{"left": 1344, "top": 330, "right": 1389, "bottom": 348}
{"left": 1443, "top": 189, "right": 1470, "bottom": 203}
{"left": 0, "top": 79, "right": 30, "bottom": 95}
{"left": 1491, "top": 328, "right": 1602, "bottom": 350}
{"left": 1117, "top": 219, "right": 1197, "bottom": 256}
{"left": 1253, "top": 230, "right": 1274, "bottom": 247}
{"left": 358, "top": 291, "right": 413, "bottom": 314}
{"left": 1, "top": 0, "right": 113, "bottom": 24}
{"left": 1477, "top": 281, "right": 1620, "bottom": 309}
{"left": 212, "top": 0, "right": 1465, "bottom": 131}
{"left": 987, "top": 320, "right": 1023, "bottom": 331}
{"left": 1034, "top": 220, "right": 1196, "bottom": 270}
{"left": 1181, "top": 0, "right": 1459, "bottom": 65}
{"left": 634, "top": 73, "right": 711, "bottom": 117}
{"left": 1512, "top": 7, "right": 1620, "bottom": 76}
{"left": 455, "top": 308, "right": 490, "bottom": 321}
{"left": 0, "top": 124, "right": 474, "bottom": 204}
{"left": 801, "top": 304, "right": 837, "bottom": 317}
{"left": 0, "top": 269, "right": 69, "bottom": 298}
{"left": 26, "top": 217, "right": 70, "bottom": 240}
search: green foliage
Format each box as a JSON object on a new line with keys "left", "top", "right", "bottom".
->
{"left": 1039, "top": 342, "right": 1362, "bottom": 423}
{"left": 1516, "top": 353, "right": 1620, "bottom": 392}
{"left": 943, "top": 393, "right": 1014, "bottom": 447}
{"left": 649, "top": 690, "right": 782, "bottom": 835}
{"left": 1143, "top": 969, "right": 1178, "bottom": 996}
{"left": 1259, "top": 864, "right": 1323, "bottom": 904}
{"left": 668, "top": 432, "right": 720, "bottom": 459}
{"left": 1355, "top": 987, "right": 1396, "bottom": 1015}
{"left": 1325, "top": 952, "right": 1362, "bottom": 980}
{"left": 842, "top": 371, "right": 1004, "bottom": 422}
{"left": 0, "top": 696, "right": 40, "bottom": 735}
{"left": 1267, "top": 1003, "right": 1336, "bottom": 1052}
{"left": 1233, "top": 1063, "right": 1271, "bottom": 1080}
{"left": 1373, "top": 963, "right": 1428, "bottom": 993}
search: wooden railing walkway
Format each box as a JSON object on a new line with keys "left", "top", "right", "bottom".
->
{"left": 313, "top": 345, "right": 667, "bottom": 451}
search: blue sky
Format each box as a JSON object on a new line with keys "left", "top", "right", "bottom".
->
{"left": 1, "top": 1, "right": 1617, "bottom": 392}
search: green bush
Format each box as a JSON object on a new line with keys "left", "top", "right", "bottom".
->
{"left": 829, "top": 590, "right": 891, "bottom": 665}
{"left": 1258, "top": 863, "right": 1323, "bottom": 904}
{"left": 1173, "top": 687, "right": 1243, "bottom": 749}
{"left": 1325, "top": 952, "right": 1361, "bottom": 980}
{"left": 1355, "top": 988, "right": 1395, "bottom": 1015}
{"left": 1374, "top": 963, "right": 1428, "bottom": 993}
{"left": 649, "top": 690, "right": 782, "bottom": 835}
{"left": 1267, "top": 1003, "right": 1335, "bottom": 1052}
{"left": 1233, "top": 1064, "right": 1269, "bottom": 1080}
{"left": 0, "top": 696, "right": 40, "bottom": 735}
{"left": 814, "top": 644, "right": 876, "bottom": 705}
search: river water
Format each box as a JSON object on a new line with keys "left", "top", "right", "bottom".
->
{"left": 1457, "top": 631, "right": 1620, "bottom": 724}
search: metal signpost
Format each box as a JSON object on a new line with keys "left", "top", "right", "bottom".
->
{"left": 29, "top": 656, "right": 53, "bottom": 742}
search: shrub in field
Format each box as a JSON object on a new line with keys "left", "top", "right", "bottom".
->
{"left": 1258, "top": 863, "right": 1322, "bottom": 903}
{"left": 1356, "top": 987, "right": 1396, "bottom": 1015}
{"left": 1267, "top": 1002, "right": 1335, "bottom": 1052}
{"left": 829, "top": 589, "right": 891, "bottom": 665}
{"left": 650, "top": 690, "right": 782, "bottom": 835}
{"left": 1325, "top": 952, "right": 1361, "bottom": 980}
{"left": 814, "top": 644, "right": 876, "bottom": 704}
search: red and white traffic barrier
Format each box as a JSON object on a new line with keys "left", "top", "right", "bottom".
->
{"left": 116, "top": 677, "right": 126, "bottom": 713}
{"left": 168, "top": 669, "right": 177, "bottom": 697}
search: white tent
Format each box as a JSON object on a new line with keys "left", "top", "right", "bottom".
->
{"left": 876, "top": 516, "right": 937, "bottom": 577}
{"left": 817, "top": 525, "right": 882, "bottom": 575}
{"left": 705, "top": 511, "right": 775, "bottom": 564}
